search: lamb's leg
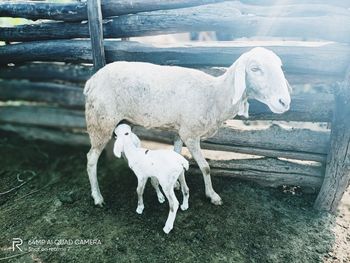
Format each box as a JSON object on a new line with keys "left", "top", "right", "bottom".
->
{"left": 184, "top": 137, "right": 223, "bottom": 205}
{"left": 150, "top": 177, "right": 165, "bottom": 203}
{"left": 162, "top": 186, "right": 179, "bottom": 234}
{"left": 178, "top": 170, "right": 189, "bottom": 211}
{"left": 136, "top": 177, "right": 147, "bottom": 214}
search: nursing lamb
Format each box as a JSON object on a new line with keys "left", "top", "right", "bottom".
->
{"left": 113, "top": 124, "right": 189, "bottom": 234}
{"left": 84, "top": 47, "right": 291, "bottom": 207}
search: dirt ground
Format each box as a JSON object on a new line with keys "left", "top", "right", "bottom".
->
{"left": 0, "top": 131, "right": 349, "bottom": 263}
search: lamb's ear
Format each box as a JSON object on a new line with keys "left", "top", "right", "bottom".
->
{"left": 233, "top": 54, "right": 248, "bottom": 105}
{"left": 113, "top": 138, "right": 123, "bottom": 158}
{"left": 131, "top": 132, "right": 141, "bottom": 148}
{"left": 237, "top": 99, "right": 249, "bottom": 118}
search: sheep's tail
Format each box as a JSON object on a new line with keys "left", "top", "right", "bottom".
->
{"left": 83, "top": 77, "right": 93, "bottom": 96}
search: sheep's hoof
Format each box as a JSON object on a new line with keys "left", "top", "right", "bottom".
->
{"left": 157, "top": 194, "right": 166, "bottom": 204}
{"left": 136, "top": 206, "right": 144, "bottom": 214}
{"left": 209, "top": 193, "right": 223, "bottom": 206}
{"left": 92, "top": 194, "right": 105, "bottom": 207}
{"left": 163, "top": 225, "right": 173, "bottom": 234}
{"left": 180, "top": 203, "right": 188, "bottom": 211}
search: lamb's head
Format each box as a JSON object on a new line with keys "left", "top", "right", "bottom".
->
{"left": 233, "top": 47, "right": 291, "bottom": 114}
{"left": 113, "top": 124, "right": 140, "bottom": 158}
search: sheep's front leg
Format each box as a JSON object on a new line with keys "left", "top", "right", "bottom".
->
{"left": 162, "top": 186, "right": 179, "bottom": 234}
{"left": 174, "top": 135, "right": 183, "bottom": 153}
{"left": 150, "top": 177, "right": 165, "bottom": 203}
{"left": 184, "top": 137, "right": 223, "bottom": 205}
{"left": 136, "top": 177, "right": 147, "bottom": 214}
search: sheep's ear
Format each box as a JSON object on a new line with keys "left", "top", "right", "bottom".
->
{"left": 113, "top": 138, "right": 123, "bottom": 158}
{"left": 237, "top": 99, "right": 249, "bottom": 118}
{"left": 233, "top": 54, "right": 248, "bottom": 105}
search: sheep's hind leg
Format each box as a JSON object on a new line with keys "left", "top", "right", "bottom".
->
{"left": 150, "top": 177, "right": 165, "bottom": 203}
{"left": 162, "top": 186, "right": 179, "bottom": 234}
{"left": 184, "top": 137, "right": 222, "bottom": 205}
{"left": 173, "top": 135, "right": 183, "bottom": 190}
{"left": 86, "top": 114, "right": 119, "bottom": 207}
{"left": 87, "top": 142, "right": 109, "bottom": 207}
{"left": 136, "top": 177, "right": 147, "bottom": 214}
{"left": 178, "top": 170, "right": 189, "bottom": 211}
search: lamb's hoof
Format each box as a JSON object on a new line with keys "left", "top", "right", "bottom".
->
{"left": 163, "top": 225, "right": 173, "bottom": 234}
{"left": 136, "top": 206, "right": 144, "bottom": 214}
{"left": 180, "top": 203, "right": 188, "bottom": 211}
{"left": 209, "top": 193, "right": 223, "bottom": 206}
{"left": 92, "top": 194, "right": 105, "bottom": 207}
{"left": 157, "top": 195, "right": 165, "bottom": 204}
{"left": 174, "top": 181, "right": 180, "bottom": 190}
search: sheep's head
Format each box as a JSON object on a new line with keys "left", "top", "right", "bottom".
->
{"left": 233, "top": 47, "right": 291, "bottom": 114}
{"left": 113, "top": 124, "right": 139, "bottom": 158}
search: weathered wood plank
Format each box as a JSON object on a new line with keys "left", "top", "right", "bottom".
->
{"left": 0, "top": 63, "right": 93, "bottom": 83}
{"left": 0, "top": 40, "right": 349, "bottom": 78}
{"left": 0, "top": 79, "right": 334, "bottom": 123}
{"left": 240, "top": 0, "right": 349, "bottom": 8}
{"left": 87, "top": 0, "right": 106, "bottom": 71}
{"left": 0, "top": 80, "right": 84, "bottom": 107}
{"left": 1, "top": 3, "right": 350, "bottom": 42}
{"left": 0, "top": 62, "right": 342, "bottom": 86}
{"left": 193, "top": 157, "right": 324, "bottom": 188}
{"left": 0, "top": 123, "right": 325, "bottom": 189}
{"left": 0, "top": 0, "right": 225, "bottom": 22}
{"left": 0, "top": 105, "right": 328, "bottom": 161}
{"left": 314, "top": 74, "right": 350, "bottom": 213}
{"left": 0, "top": 123, "right": 90, "bottom": 146}
{"left": 133, "top": 126, "right": 328, "bottom": 163}
{"left": 0, "top": 105, "right": 86, "bottom": 129}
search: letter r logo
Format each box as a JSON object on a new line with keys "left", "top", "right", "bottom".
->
{"left": 12, "top": 238, "right": 23, "bottom": 252}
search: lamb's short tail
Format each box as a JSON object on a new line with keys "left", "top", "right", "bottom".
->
{"left": 178, "top": 155, "right": 189, "bottom": 171}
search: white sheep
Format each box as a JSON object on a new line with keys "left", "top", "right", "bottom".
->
{"left": 84, "top": 47, "right": 291, "bottom": 207}
{"left": 113, "top": 124, "right": 190, "bottom": 234}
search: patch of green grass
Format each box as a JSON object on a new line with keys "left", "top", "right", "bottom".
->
{"left": 0, "top": 132, "right": 335, "bottom": 262}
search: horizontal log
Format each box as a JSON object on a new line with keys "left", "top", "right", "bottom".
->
{"left": 0, "top": 62, "right": 342, "bottom": 86}
{"left": 0, "top": 0, "right": 224, "bottom": 22}
{"left": 0, "top": 79, "right": 334, "bottom": 122}
{"left": 0, "top": 63, "right": 93, "bottom": 83}
{"left": 240, "top": 0, "right": 349, "bottom": 8}
{"left": 0, "top": 40, "right": 349, "bottom": 78}
{"left": 0, "top": 105, "right": 86, "bottom": 129}
{"left": 193, "top": 157, "right": 324, "bottom": 188}
{"left": 0, "top": 123, "right": 324, "bottom": 189}
{"left": 0, "top": 123, "right": 90, "bottom": 145}
{"left": 1, "top": 3, "right": 350, "bottom": 42}
{"left": 0, "top": 105, "right": 328, "bottom": 162}
{"left": 0, "top": 80, "right": 84, "bottom": 107}
{"left": 133, "top": 126, "right": 328, "bottom": 162}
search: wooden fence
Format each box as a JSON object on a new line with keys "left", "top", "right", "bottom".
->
{"left": 0, "top": 0, "right": 349, "bottom": 213}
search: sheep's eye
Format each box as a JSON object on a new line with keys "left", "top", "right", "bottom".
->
{"left": 125, "top": 132, "right": 129, "bottom": 135}
{"left": 251, "top": 67, "right": 261, "bottom": 72}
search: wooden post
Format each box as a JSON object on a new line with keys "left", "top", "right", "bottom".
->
{"left": 87, "top": 0, "right": 105, "bottom": 71}
{"left": 314, "top": 69, "right": 350, "bottom": 213}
